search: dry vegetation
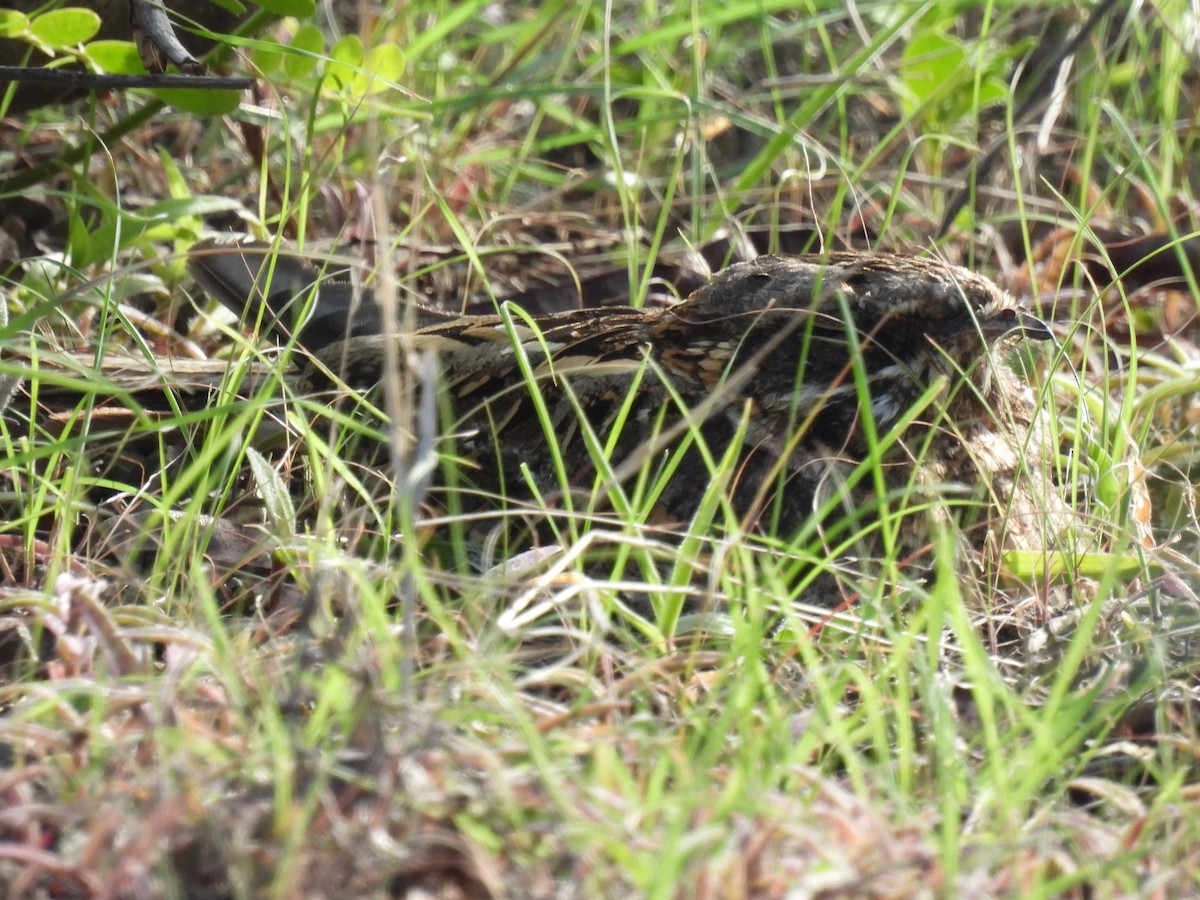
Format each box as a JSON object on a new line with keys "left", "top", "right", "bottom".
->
{"left": 1, "top": 1, "right": 1199, "bottom": 897}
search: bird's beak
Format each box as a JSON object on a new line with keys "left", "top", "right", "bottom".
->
{"left": 1015, "top": 311, "right": 1054, "bottom": 341}
{"left": 978, "top": 309, "right": 1054, "bottom": 342}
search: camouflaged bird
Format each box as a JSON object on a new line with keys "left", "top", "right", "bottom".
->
{"left": 188, "top": 242, "right": 1065, "bottom": 571}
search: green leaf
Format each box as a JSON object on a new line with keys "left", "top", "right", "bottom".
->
{"left": 82, "top": 40, "right": 146, "bottom": 75}
{"left": 325, "top": 34, "right": 363, "bottom": 90}
{"left": 250, "top": 36, "right": 284, "bottom": 75}
{"left": 899, "top": 31, "right": 965, "bottom": 112}
{"left": 66, "top": 206, "right": 100, "bottom": 266}
{"left": 1002, "top": 550, "right": 1153, "bottom": 580}
{"left": 283, "top": 24, "right": 324, "bottom": 79}
{"left": 254, "top": 0, "right": 316, "bottom": 17}
{"left": 977, "top": 77, "right": 1008, "bottom": 108}
{"left": 0, "top": 10, "right": 29, "bottom": 38}
{"left": 130, "top": 195, "right": 249, "bottom": 225}
{"left": 352, "top": 43, "right": 404, "bottom": 95}
{"left": 148, "top": 87, "right": 242, "bottom": 116}
{"left": 246, "top": 447, "right": 296, "bottom": 536}
{"left": 204, "top": 0, "right": 247, "bottom": 14}
{"left": 29, "top": 7, "right": 100, "bottom": 48}
{"left": 159, "top": 145, "right": 188, "bottom": 199}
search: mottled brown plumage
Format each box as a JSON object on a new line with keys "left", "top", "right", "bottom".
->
{"left": 190, "top": 244, "right": 1064, "bottom": 574}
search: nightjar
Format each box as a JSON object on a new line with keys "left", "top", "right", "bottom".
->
{"left": 190, "top": 243, "right": 1065, "bottom": 579}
